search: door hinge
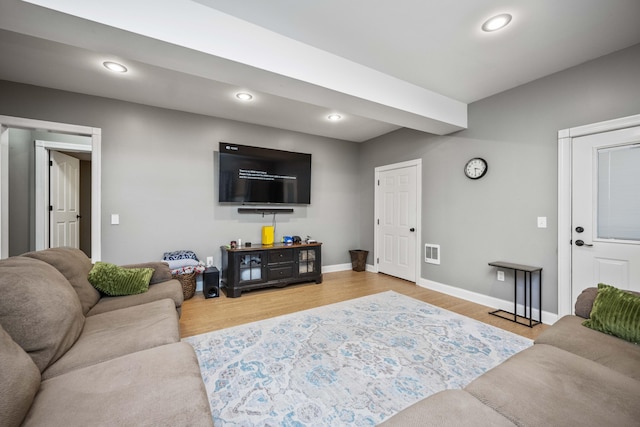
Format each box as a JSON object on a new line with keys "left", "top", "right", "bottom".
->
{"left": 377, "top": 218, "right": 379, "bottom": 225}
{"left": 49, "top": 205, "right": 53, "bottom": 211}
{"left": 49, "top": 160, "right": 53, "bottom": 166}
{"left": 377, "top": 179, "right": 380, "bottom": 186}
{"left": 376, "top": 257, "right": 379, "bottom": 264}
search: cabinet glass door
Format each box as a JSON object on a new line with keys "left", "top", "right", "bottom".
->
{"left": 239, "top": 253, "right": 263, "bottom": 282}
{"left": 298, "top": 248, "right": 316, "bottom": 274}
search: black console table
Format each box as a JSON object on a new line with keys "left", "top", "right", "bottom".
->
{"left": 221, "top": 243, "right": 322, "bottom": 297}
{"left": 488, "top": 261, "right": 542, "bottom": 328}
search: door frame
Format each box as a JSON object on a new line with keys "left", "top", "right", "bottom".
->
{"left": 374, "top": 159, "right": 422, "bottom": 282}
{"left": 0, "top": 115, "right": 102, "bottom": 261}
{"left": 557, "top": 113, "right": 640, "bottom": 317}
{"left": 35, "top": 140, "right": 89, "bottom": 251}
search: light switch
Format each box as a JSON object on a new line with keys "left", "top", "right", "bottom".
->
{"left": 537, "top": 217, "right": 547, "bottom": 228}
{"left": 111, "top": 214, "right": 120, "bottom": 225}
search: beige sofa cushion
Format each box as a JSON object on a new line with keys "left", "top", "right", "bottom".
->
{"left": 0, "top": 324, "right": 41, "bottom": 427}
{"left": 535, "top": 315, "right": 640, "bottom": 381}
{"left": 378, "top": 389, "right": 516, "bottom": 427}
{"left": 466, "top": 344, "right": 640, "bottom": 427}
{"left": 43, "top": 298, "right": 179, "bottom": 379}
{"left": 87, "top": 279, "right": 184, "bottom": 316}
{"left": 0, "top": 257, "right": 84, "bottom": 372}
{"left": 24, "top": 342, "right": 214, "bottom": 427}
{"left": 21, "top": 247, "right": 100, "bottom": 315}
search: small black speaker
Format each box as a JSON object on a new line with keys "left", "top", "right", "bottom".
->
{"left": 203, "top": 267, "right": 220, "bottom": 299}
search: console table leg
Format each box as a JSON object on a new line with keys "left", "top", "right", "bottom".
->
{"left": 526, "top": 271, "right": 531, "bottom": 327}
{"left": 533, "top": 270, "right": 542, "bottom": 325}
{"left": 513, "top": 271, "right": 518, "bottom": 323}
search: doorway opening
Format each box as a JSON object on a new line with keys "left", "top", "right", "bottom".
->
{"left": 36, "top": 141, "right": 92, "bottom": 256}
{"left": 0, "top": 115, "right": 101, "bottom": 261}
{"left": 374, "top": 159, "right": 422, "bottom": 283}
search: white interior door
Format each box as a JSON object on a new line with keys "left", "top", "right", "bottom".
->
{"left": 50, "top": 150, "right": 80, "bottom": 249}
{"left": 571, "top": 125, "right": 640, "bottom": 305}
{"left": 377, "top": 163, "right": 417, "bottom": 281}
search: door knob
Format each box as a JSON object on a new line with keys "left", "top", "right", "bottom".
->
{"left": 409, "top": 228, "right": 415, "bottom": 232}
{"left": 575, "top": 226, "right": 584, "bottom": 233}
{"left": 575, "top": 240, "right": 593, "bottom": 247}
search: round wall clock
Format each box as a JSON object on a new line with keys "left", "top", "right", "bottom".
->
{"left": 464, "top": 157, "right": 488, "bottom": 180}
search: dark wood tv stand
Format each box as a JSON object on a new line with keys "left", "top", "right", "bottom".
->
{"left": 220, "top": 242, "right": 322, "bottom": 298}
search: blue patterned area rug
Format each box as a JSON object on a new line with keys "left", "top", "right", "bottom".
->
{"left": 183, "top": 291, "right": 532, "bottom": 426}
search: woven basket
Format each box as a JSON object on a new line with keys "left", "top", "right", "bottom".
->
{"left": 172, "top": 271, "right": 196, "bottom": 300}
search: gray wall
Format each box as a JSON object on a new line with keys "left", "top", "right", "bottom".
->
{"left": 2, "top": 43, "right": 639, "bottom": 314}
{"left": 358, "top": 43, "right": 640, "bottom": 315}
{"left": 0, "top": 81, "right": 362, "bottom": 267}
{"left": 8, "top": 128, "right": 33, "bottom": 256}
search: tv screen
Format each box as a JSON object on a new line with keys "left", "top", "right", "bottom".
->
{"left": 218, "top": 142, "right": 312, "bottom": 204}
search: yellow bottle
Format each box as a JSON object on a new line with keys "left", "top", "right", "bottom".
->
{"left": 262, "top": 226, "right": 275, "bottom": 245}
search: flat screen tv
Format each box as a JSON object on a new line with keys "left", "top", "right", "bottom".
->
{"left": 218, "top": 142, "right": 312, "bottom": 204}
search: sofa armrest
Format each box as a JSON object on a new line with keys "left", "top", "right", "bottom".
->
{"left": 120, "top": 261, "right": 172, "bottom": 285}
{"left": 574, "top": 287, "right": 598, "bottom": 318}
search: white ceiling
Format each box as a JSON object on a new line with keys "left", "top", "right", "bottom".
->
{"left": 1, "top": 0, "right": 639, "bottom": 142}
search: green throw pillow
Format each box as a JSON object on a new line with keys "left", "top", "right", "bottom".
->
{"left": 88, "top": 262, "right": 154, "bottom": 296}
{"left": 582, "top": 283, "right": 640, "bottom": 344}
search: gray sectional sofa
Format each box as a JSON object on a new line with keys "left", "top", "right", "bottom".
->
{"left": 380, "top": 287, "right": 640, "bottom": 426}
{"left": 0, "top": 247, "right": 213, "bottom": 427}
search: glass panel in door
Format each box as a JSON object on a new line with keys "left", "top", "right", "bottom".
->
{"left": 597, "top": 144, "right": 640, "bottom": 241}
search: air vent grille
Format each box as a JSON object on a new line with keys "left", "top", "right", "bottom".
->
{"left": 425, "top": 244, "right": 440, "bottom": 265}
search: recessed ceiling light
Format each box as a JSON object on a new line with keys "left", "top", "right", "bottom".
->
{"left": 481, "top": 13, "right": 512, "bottom": 32}
{"left": 236, "top": 92, "right": 253, "bottom": 101}
{"left": 103, "top": 61, "right": 128, "bottom": 73}
{"left": 327, "top": 114, "right": 342, "bottom": 121}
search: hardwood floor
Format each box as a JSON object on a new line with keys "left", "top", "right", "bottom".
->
{"left": 179, "top": 270, "right": 549, "bottom": 340}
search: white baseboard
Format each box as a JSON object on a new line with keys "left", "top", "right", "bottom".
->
{"left": 418, "top": 278, "right": 558, "bottom": 325}
{"left": 322, "top": 263, "right": 376, "bottom": 273}
{"left": 250, "top": 264, "right": 560, "bottom": 325}
{"left": 322, "top": 263, "right": 351, "bottom": 273}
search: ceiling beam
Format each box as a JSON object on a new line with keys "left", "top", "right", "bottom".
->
{"left": 17, "top": 0, "right": 467, "bottom": 135}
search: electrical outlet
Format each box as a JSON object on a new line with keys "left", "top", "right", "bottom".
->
{"left": 206, "top": 256, "right": 213, "bottom": 267}
{"left": 497, "top": 270, "right": 505, "bottom": 281}
{"left": 537, "top": 216, "right": 547, "bottom": 228}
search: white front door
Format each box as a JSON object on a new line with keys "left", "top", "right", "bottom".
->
{"left": 50, "top": 150, "right": 80, "bottom": 249}
{"left": 571, "top": 125, "right": 640, "bottom": 305}
{"left": 376, "top": 162, "right": 418, "bottom": 282}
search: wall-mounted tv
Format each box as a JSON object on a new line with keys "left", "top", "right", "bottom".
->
{"left": 218, "top": 142, "right": 312, "bottom": 205}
